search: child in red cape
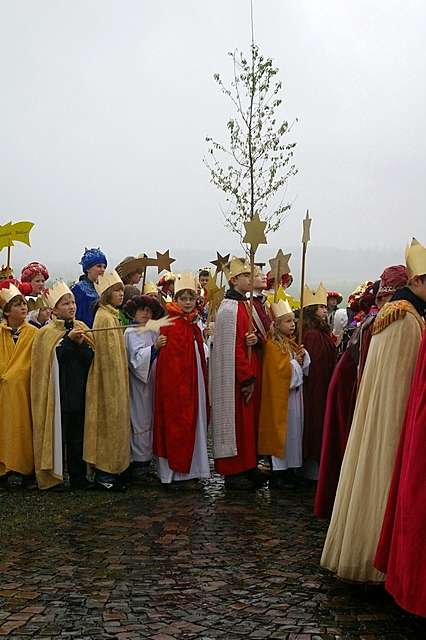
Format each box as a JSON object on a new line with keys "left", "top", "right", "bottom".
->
{"left": 153, "top": 272, "right": 210, "bottom": 486}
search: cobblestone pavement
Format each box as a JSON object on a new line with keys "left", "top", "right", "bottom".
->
{"left": 0, "top": 473, "right": 425, "bottom": 639}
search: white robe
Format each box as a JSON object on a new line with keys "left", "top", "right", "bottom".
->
{"left": 125, "top": 328, "right": 157, "bottom": 463}
{"left": 157, "top": 340, "right": 210, "bottom": 483}
{"left": 272, "top": 350, "right": 310, "bottom": 471}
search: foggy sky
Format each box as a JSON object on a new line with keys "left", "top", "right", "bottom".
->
{"left": 0, "top": 0, "right": 425, "bottom": 285}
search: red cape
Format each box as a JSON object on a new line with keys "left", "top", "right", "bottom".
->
{"left": 314, "top": 348, "right": 357, "bottom": 518}
{"left": 153, "top": 313, "right": 208, "bottom": 473}
{"left": 374, "top": 331, "right": 426, "bottom": 617}
{"left": 302, "top": 329, "right": 336, "bottom": 462}
{"left": 215, "top": 301, "right": 260, "bottom": 476}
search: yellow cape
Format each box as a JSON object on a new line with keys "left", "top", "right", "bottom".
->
{"left": 83, "top": 305, "right": 130, "bottom": 474}
{"left": 0, "top": 321, "right": 38, "bottom": 476}
{"left": 31, "top": 319, "right": 92, "bottom": 489}
{"left": 258, "top": 338, "right": 292, "bottom": 457}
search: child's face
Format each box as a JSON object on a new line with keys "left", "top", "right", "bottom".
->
{"left": 176, "top": 290, "right": 196, "bottom": 313}
{"left": 87, "top": 263, "right": 106, "bottom": 283}
{"left": 253, "top": 271, "right": 267, "bottom": 291}
{"left": 134, "top": 306, "right": 153, "bottom": 325}
{"left": 4, "top": 297, "right": 28, "bottom": 325}
{"left": 54, "top": 294, "right": 76, "bottom": 321}
{"left": 199, "top": 275, "right": 209, "bottom": 288}
{"left": 109, "top": 285, "right": 124, "bottom": 308}
{"left": 231, "top": 272, "right": 251, "bottom": 293}
{"left": 31, "top": 274, "right": 46, "bottom": 295}
{"left": 315, "top": 305, "right": 328, "bottom": 320}
{"left": 276, "top": 313, "right": 295, "bottom": 336}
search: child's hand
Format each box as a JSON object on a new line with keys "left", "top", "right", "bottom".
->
{"left": 295, "top": 346, "right": 305, "bottom": 365}
{"left": 155, "top": 335, "right": 167, "bottom": 350}
{"left": 205, "top": 322, "right": 215, "bottom": 337}
{"left": 68, "top": 329, "right": 84, "bottom": 344}
{"left": 241, "top": 382, "right": 255, "bottom": 403}
{"left": 245, "top": 332, "right": 258, "bottom": 347}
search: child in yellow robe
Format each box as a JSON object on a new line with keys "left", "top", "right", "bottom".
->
{"left": 83, "top": 271, "right": 131, "bottom": 492}
{"left": 258, "top": 300, "right": 310, "bottom": 489}
{"left": 0, "top": 283, "right": 38, "bottom": 488}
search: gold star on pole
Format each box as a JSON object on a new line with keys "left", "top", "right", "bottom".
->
{"left": 156, "top": 250, "right": 176, "bottom": 274}
{"left": 243, "top": 214, "right": 267, "bottom": 253}
{"left": 210, "top": 252, "right": 230, "bottom": 275}
{"left": 269, "top": 249, "right": 291, "bottom": 282}
{"left": 269, "top": 249, "right": 291, "bottom": 303}
{"left": 302, "top": 210, "right": 312, "bottom": 244}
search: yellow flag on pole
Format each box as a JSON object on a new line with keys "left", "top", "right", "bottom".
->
{"left": 0, "top": 222, "right": 14, "bottom": 251}
{"left": 11, "top": 221, "right": 34, "bottom": 246}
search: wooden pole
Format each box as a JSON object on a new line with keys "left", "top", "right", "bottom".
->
{"left": 298, "top": 242, "right": 307, "bottom": 344}
{"left": 298, "top": 209, "right": 312, "bottom": 344}
{"left": 274, "top": 256, "right": 280, "bottom": 303}
{"left": 6, "top": 246, "right": 11, "bottom": 270}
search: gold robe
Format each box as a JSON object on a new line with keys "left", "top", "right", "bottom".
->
{"left": 258, "top": 338, "right": 292, "bottom": 457}
{"left": 0, "top": 321, "right": 38, "bottom": 476}
{"left": 31, "top": 319, "right": 92, "bottom": 489}
{"left": 83, "top": 305, "right": 130, "bottom": 474}
{"left": 321, "top": 300, "right": 424, "bottom": 582}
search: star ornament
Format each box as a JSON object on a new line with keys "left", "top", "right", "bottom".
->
{"left": 269, "top": 249, "right": 291, "bottom": 283}
{"left": 243, "top": 214, "right": 267, "bottom": 253}
{"left": 302, "top": 211, "right": 312, "bottom": 244}
{"left": 156, "top": 250, "right": 176, "bottom": 274}
{"left": 210, "top": 252, "right": 230, "bottom": 275}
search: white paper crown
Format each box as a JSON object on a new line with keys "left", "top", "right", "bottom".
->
{"left": 94, "top": 270, "right": 123, "bottom": 296}
{"left": 223, "top": 256, "right": 252, "bottom": 282}
{"left": 45, "top": 281, "right": 72, "bottom": 309}
{"left": 143, "top": 282, "right": 158, "bottom": 295}
{"left": 303, "top": 282, "right": 328, "bottom": 308}
{"left": 0, "top": 283, "right": 22, "bottom": 307}
{"left": 271, "top": 299, "right": 293, "bottom": 318}
{"left": 405, "top": 237, "right": 426, "bottom": 279}
{"left": 174, "top": 272, "right": 197, "bottom": 295}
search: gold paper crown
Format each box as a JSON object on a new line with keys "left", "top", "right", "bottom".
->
{"left": 143, "top": 282, "right": 158, "bottom": 295}
{"left": 223, "top": 256, "right": 252, "bottom": 282}
{"left": 303, "top": 282, "right": 328, "bottom": 308}
{"left": 271, "top": 299, "right": 293, "bottom": 318}
{"left": 0, "top": 265, "right": 13, "bottom": 280}
{"left": 174, "top": 272, "right": 197, "bottom": 295}
{"left": 0, "top": 283, "right": 22, "bottom": 307}
{"left": 405, "top": 237, "right": 426, "bottom": 279}
{"left": 45, "top": 281, "right": 72, "bottom": 309}
{"left": 94, "top": 270, "right": 123, "bottom": 296}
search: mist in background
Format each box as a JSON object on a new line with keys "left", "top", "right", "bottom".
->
{"left": 0, "top": 0, "right": 425, "bottom": 296}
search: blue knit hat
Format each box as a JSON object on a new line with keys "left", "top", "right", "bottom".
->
{"left": 80, "top": 247, "right": 108, "bottom": 273}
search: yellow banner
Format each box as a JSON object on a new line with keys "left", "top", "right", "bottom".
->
{"left": 0, "top": 221, "right": 34, "bottom": 251}
{"left": 0, "top": 222, "right": 13, "bottom": 251}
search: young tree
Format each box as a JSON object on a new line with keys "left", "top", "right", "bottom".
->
{"left": 205, "top": 44, "right": 297, "bottom": 245}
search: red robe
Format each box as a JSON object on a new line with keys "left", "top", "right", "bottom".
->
{"left": 302, "top": 328, "right": 336, "bottom": 462}
{"left": 374, "top": 331, "right": 426, "bottom": 617}
{"left": 215, "top": 301, "right": 261, "bottom": 476}
{"left": 314, "top": 347, "right": 357, "bottom": 518}
{"left": 153, "top": 307, "right": 208, "bottom": 473}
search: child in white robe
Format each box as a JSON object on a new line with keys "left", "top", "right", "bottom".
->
{"left": 124, "top": 295, "right": 166, "bottom": 478}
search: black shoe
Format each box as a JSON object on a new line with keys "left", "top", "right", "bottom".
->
{"left": 69, "top": 478, "right": 95, "bottom": 491}
{"left": 21, "top": 474, "right": 37, "bottom": 490}
{"left": 269, "top": 470, "right": 296, "bottom": 490}
{"left": 224, "top": 474, "right": 256, "bottom": 490}
{"left": 95, "top": 479, "right": 127, "bottom": 493}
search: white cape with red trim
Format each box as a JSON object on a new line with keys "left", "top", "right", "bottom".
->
{"left": 210, "top": 299, "right": 238, "bottom": 459}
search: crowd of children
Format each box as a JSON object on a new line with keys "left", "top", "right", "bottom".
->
{"left": 0, "top": 240, "right": 425, "bottom": 617}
